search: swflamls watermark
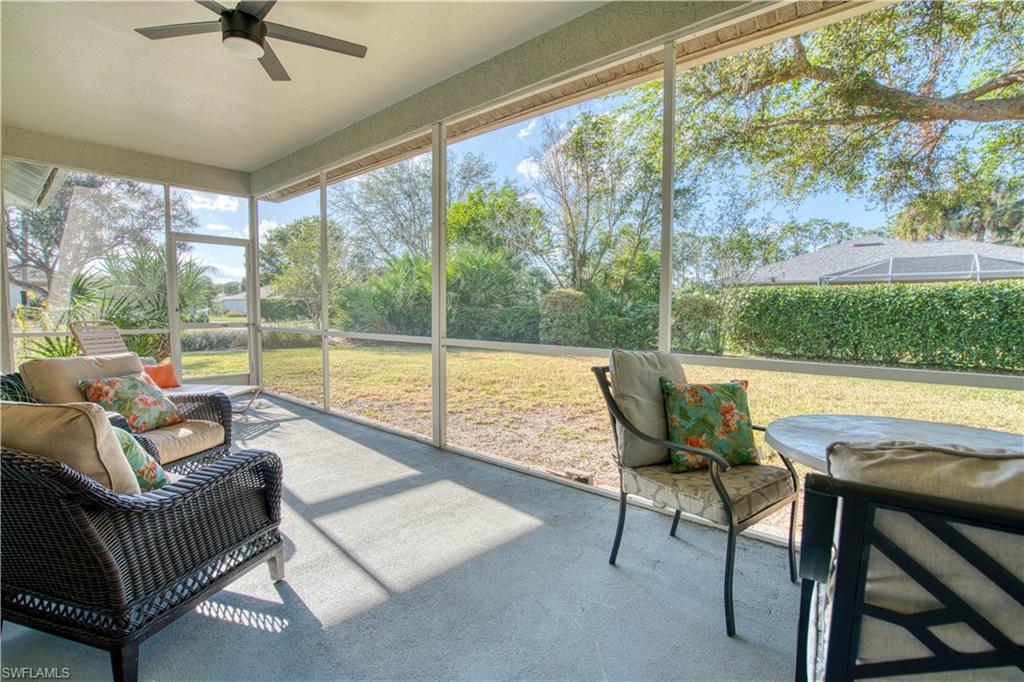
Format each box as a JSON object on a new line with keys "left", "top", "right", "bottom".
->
{"left": 1, "top": 668, "right": 72, "bottom": 680}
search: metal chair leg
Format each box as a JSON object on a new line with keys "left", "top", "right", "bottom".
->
{"left": 724, "top": 525, "right": 738, "bottom": 637}
{"left": 609, "top": 490, "right": 628, "bottom": 565}
{"left": 233, "top": 387, "right": 262, "bottom": 414}
{"left": 670, "top": 509, "right": 681, "bottom": 537}
{"left": 788, "top": 499, "right": 799, "bottom": 583}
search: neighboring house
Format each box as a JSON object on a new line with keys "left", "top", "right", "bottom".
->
{"left": 215, "top": 286, "right": 273, "bottom": 314}
{"left": 746, "top": 238, "right": 1024, "bottom": 286}
{"left": 216, "top": 292, "right": 249, "bottom": 314}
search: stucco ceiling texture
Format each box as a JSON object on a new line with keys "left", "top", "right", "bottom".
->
{"left": 1, "top": 1, "right": 600, "bottom": 171}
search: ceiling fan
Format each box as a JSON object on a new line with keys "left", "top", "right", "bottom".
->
{"left": 135, "top": 0, "right": 367, "bottom": 82}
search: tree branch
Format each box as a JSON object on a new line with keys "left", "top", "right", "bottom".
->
{"left": 729, "top": 35, "right": 1024, "bottom": 123}
{"left": 953, "top": 70, "right": 1024, "bottom": 100}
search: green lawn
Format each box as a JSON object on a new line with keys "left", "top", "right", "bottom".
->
{"left": 188, "top": 343, "right": 1023, "bottom": 537}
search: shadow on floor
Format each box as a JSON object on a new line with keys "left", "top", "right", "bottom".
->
{"left": 2, "top": 397, "right": 800, "bottom": 681}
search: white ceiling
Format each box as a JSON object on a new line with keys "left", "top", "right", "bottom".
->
{"left": 1, "top": 1, "right": 600, "bottom": 171}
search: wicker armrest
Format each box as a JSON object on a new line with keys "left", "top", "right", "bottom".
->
{"left": 76, "top": 449, "right": 282, "bottom": 601}
{"left": 168, "top": 392, "right": 232, "bottom": 444}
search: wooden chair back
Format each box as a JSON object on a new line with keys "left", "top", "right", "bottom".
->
{"left": 69, "top": 320, "right": 130, "bottom": 356}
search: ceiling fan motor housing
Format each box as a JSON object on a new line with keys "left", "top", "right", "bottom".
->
{"left": 220, "top": 10, "right": 267, "bottom": 51}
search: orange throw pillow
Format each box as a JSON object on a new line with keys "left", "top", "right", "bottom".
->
{"left": 142, "top": 363, "right": 181, "bottom": 389}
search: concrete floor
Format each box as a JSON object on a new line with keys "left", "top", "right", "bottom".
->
{"left": 2, "top": 397, "right": 800, "bottom": 681}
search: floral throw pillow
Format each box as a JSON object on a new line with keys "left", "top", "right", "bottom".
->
{"left": 112, "top": 427, "right": 169, "bottom": 492}
{"left": 659, "top": 378, "right": 760, "bottom": 472}
{"left": 79, "top": 373, "right": 183, "bottom": 434}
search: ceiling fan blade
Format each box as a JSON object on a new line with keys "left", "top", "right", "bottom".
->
{"left": 259, "top": 42, "right": 290, "bottom": 81}
{"left": 135, "top": 21, "right": 222, "bottom": 40}
{"left": 237, "top": 0, "right": 276, "bottom": 20}
{"left": 265, "top": 22, "right": 367, "bottom": 58}
{"left": 195, "top": 0, "right": 228, "bottom": 15}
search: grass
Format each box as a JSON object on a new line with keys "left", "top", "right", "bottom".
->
{"left": 187, "top": 342, "right": 1024, "bottom": 537}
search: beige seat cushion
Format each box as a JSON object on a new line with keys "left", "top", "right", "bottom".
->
{"left": 827, "top": 442, "right": 1024, "bottom": 673}
{"left": 609, "top": 349, "right": 685, "bottom": 468}
{"left": 20, "top": 353, "right": 143, "bottom": 404}
{"left": 623, "top": 463, "right": 794, "bottom": 526}
{"left": 144, "top": 419, "right": 224, "bottom": 464}
{"left": 0, "top": 401, "right": 140, "bottom": 494}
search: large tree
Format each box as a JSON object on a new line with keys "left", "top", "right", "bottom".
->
{"left": 527, "top": 111, "right": 661, "bottom": 291}
{"left": 326, "top": 152, "right": 493, "bottom": 274}
{"left": 4, "top": 173, "right": 198, "bottom": 307}
{"left": 622, "top": 0, "right": 1022, "bottom": 243}
{"left": 259, "top": 216, "right": 343, "bottom": 324}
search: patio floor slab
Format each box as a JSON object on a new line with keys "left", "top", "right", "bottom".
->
{"left": 2, "top": 397, "right": 800, "bottom": 681}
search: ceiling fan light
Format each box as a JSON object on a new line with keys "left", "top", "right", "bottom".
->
{"left": 223, "top": 34, "right": 265, "bottom": 58}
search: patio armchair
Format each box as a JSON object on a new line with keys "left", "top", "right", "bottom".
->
{"left": 593, "top": 350, "right": 799, "bottom": 637}
{"left": 0, "top": 444, "right": 284, "bottom": 682}
{"left": 796, "top": 442, "right": 1023, "bottom": 681}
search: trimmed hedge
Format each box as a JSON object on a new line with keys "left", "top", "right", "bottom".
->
{"left": 672, "top": 291, "right": 725, "bottom": 354}
{"left": 539, "top": 289, "right": 590, "bottom": 346}
{"left": 449, "top": 303, "right": 540, "bottom": 343}
{"left": 730, "top": 281, "right": 1024, "bottom": 373}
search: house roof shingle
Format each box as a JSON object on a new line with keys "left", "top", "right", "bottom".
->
{"left": 746, "top": 238, "right": 1024, "bottom": 285}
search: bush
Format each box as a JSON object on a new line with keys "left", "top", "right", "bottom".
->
{"left": 262, "top": 332, "right": 322, "bottom": 350}
{"left": 539, "top": 288, "right": 589, "bottom": 346}
{"left": 448, "top": 303, "right": 540, "bottom": 343}
{"left": 585, "top": 291, "right": 658, "bottom": 350}
{"left": 672, "top": 290, "right": 725, "bottom": 354}
{"left": 261, "top": 298, "right": 309, "bottom": 323}
{"left": 729, "top": 281, "right": 1024, "bottom": 372}
{"left": 333, "top": 254, "right": 431, "bottom": 336}
{"left": 182, "top": 329, "right": 247, "bottom": 352}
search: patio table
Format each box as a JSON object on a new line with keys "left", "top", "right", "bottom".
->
{"left": 764, "top": 414, "right": 1023, "bottom": 472}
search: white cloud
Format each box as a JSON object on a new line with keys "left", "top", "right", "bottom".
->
{"left": 259, "top": 219, "right": 281, "bottom": 233}
{"left": 204, "top": 223, "right": 234, "bottom": 234}
{"left": 187, "top": 192, "right": 240, "bottom": 212}
{"left": 517, "top": 119, "right": 537, "bottom": 140}
{"left": 207, "top": 264, "right": 246, "bottom": 283}
{"left": 516, "top": 156, "right": 541, "bottom": 181}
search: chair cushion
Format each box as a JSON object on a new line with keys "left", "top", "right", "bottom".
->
{"left": 609, "top": 349, "right": 685, "bottom": 468}
{"left": 111, "top": 426, "right": 169, "bottom": 492}
{"left": 20, "top": 353, "right": 143, "bottom": 404}
{"left": 660, "top": 379, "right": 760, "bottom": 472}
{"left": 827, "top": 442, "right": 1024, "bottom": 669}
{"left": 79, "top": 373, "right": 183, "bottom": 433}
{"left": 623, "top": 463, "right": 794, "bottom": 526}
{"left": 144, "top": 420, "right": 225, "bottom": 464}
{"left": 0, "top": 401, "right": 141, "bottom": 494}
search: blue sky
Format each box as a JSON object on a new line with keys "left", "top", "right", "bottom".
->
{"left": 186, "top": 90, "right": 889, "bottom": 284}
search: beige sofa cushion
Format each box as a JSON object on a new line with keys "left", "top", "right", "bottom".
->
{"left": 20, "top": 353, "right": 143, "bottom": 404}
{"left": 827, "top": 440, "right": 1024, "bottom": 511}
{"left": 827, "top": 441, "right": 1024, "bottom": 674}
{"left": 609, "top": 349, "right": 685, "bottom": 468}
{"left": 0, "top": 401, "right": 141, "bottom": 494}
{"left": 144, "top": 420, "right": 224, "bottom": 464}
